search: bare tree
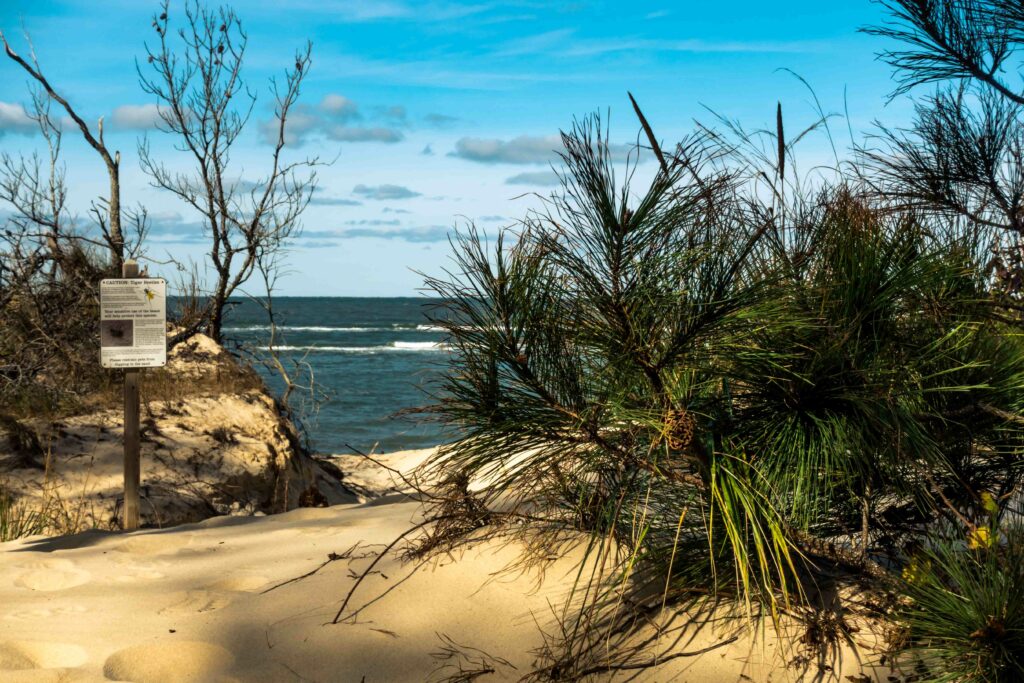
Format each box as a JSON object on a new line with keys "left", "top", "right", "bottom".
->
{"left": 0, "top": 93, "right": 114, "bottom": 407}
{"left": 138, "top": 0, "right": 318, "bottom": 342}
{"left": 0, "top": 31, "right": 127, "bottom": 270}
{"left": 0, "top": 89, "right": 70, "bottom": 290}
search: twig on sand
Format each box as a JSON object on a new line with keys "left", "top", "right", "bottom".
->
{"left": 344, "top": 442, "right": 442, "bottom": 501}
{"left": 261, "top": 542, "right": 372, "bottom": 594}
{"left": 429, "top": 632, "right": 518, "bottom": 682}
{"left": 329, "top": 515, "right": 459, "bottom": 624}
{"left": 552, "top": 635, "right": 739, "bottom": 681}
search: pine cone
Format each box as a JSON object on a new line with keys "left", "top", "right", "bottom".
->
{"left": 664, "top": 407, "right": 696, "bottom": 451}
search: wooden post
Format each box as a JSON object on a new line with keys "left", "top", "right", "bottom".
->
{"left": 122, "top": 260, "right": 140, "bottom": 531}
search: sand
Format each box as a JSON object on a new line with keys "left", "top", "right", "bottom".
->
{"left": 0, "top": 448, "right": 900, "bottom": 683}
{"left": 0, "top": 333, "right": 355, "bottom": 534}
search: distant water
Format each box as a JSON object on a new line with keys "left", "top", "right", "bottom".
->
{"left": 221, "top": 297, "right": 453, "bottom": 455}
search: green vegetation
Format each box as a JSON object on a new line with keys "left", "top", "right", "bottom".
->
{"left": 894, "top": 522, "right": 1024, "bottom": 682}
{"left": 411, "top": 4, "right": 1024, "bottom": 677}
{"left": 1, "top": 0, "right": 1023, "bottom": 679}
{"left": 420, "top": 112, "right": 1024, "bottom": 677}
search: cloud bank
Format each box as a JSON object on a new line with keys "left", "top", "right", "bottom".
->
{"left": 263, "top": 93, "right": 406, "bottom": 147}
{"left": 505, "top": 170, "right": 561, "bottom": 186}
{"left": 352, "top": 184, "right": 421, "bottom": 200}
{"left": 0, "top": 102, "right": 37, "bottom": 137}
{"left": 110, "top": 104, "right": 167, "bottom": 131}
{"left": 450, "top": 134, "right": 643, "bottom": 165}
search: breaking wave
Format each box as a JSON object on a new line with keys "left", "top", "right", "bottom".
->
{"left": 266, "top": 341, "right": 449, "bottom": 353}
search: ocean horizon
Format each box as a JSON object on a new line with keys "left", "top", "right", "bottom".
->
{"left": 220, "top": 297, "right": 451, "bottom": 455}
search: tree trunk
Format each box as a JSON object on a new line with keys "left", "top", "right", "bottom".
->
{"left": 208, "top": 288, "right": 226, "bottom": 343}
{"left": 107, "top": 156, "right": 123, "bottom": 270}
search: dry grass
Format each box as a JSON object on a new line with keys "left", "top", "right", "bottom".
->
{"left": 0, "top": 487, "right": 46, "bottom": 541}
{"left": 82, "top": 353, "right": 264, "bottom": 416}
{"left": 0, "top": 468, "right": 105, "bottom": 542}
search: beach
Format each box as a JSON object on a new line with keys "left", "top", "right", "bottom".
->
{"left": 4, "top": 2, "right": 1022, "bottom": 678}
{"left": 0, "top": 448, "right": 892, "bottom": 683}
{"left": 0, "top": 331, "right": 896, "bottom": 682}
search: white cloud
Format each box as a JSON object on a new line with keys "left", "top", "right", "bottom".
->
{"left": 352, "top": 184, "right": 421, "bottom": 200}
{"left": 325, "top": 125, "right": 403, "bottom": 143}
{"left": 274, "top": 1, "right": 491, "bottom": 23}
{"left": 344, "top": 218, "right": 401, "bottom": 226}
{"left": 319, "top": 94, "right": 360, "bottom": 121}
{"left": 342, "top": 225, "right": 450, "bottom": 242}
{"left": 450, "top": 133, "right": 646, "bottom": 165}
{"left": 450, "top": 135, "right": 563, "bottom": 164}
{"left": 309, "top": 194, "right": 362, "bottom": 206}
{"left": 313, "top": 0, "right": 412, "bottom": 21}
{"left": 145, "top": 211, "right": 208, "bottom": 244}
{"left": 373, "top": 104, "right": 407, "bottom": 122}
{"left": 298, "top": 223, "right": 451, "bottom": 243}
{"left": 110, "top": 104, "right": 166, "bottom": 131}
{"left": 423, "top": 113, "right": 458, "bottom": 128}
{"left": 262, "top": 94, "right": 406, "bottom": 146}
{"left": 506, "top": 170, "right": 561, "bottom": 186}
{"left": 492, "top": 29, "right": 575, "bottom": 57}
{"left": 0, "top": 102, "right": 37, "bottom": 137}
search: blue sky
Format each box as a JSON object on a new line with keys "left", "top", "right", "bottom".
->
{"left": 0, "top": 0, "right": 910, "bottom": 296}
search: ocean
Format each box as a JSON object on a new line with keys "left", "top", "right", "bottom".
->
{"left": 221, "top": 297, "right": 452, "bottom": 455}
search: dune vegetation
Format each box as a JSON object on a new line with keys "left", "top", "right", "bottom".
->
{"left": 409, "top": 2, "right": 1024, "bottom": 679}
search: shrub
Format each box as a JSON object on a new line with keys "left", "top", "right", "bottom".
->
{"left": 894, "top": 522, "right": 1024, "bottom": 683}
{"left": 420, "top": 114, "right": 1024, "bottom": 675}
{"left": 0, "top": 239, "right": 116, "bottom": 418}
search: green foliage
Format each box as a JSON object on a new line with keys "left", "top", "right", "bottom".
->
{"left": 894, "top": 523, "right": 1024, "bottom": 683}
{"left": 422, "top": 113, "right": 1024, "bottom": 674}
{"left": 426, "top": 117, "right": 792, "bottom": 605}
{"left": 736, "top": 192, "right": 1024, "bottom": 529}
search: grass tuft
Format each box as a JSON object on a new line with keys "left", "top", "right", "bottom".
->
{"left": 893, "top": 522, "right": 1024, "bottom": 683}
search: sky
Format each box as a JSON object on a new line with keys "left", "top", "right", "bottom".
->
{"left": 0, "top": 0, "right": 912, "bottom": 296}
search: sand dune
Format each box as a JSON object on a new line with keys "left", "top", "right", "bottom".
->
{"left": 0, "top": 450, "right": 896, "bottom": 682}
{"left": 0, "top": 333, "right": 356, "bottom": 536}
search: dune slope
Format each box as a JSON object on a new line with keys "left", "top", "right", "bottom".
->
{"left": 0, "top": 453, "right": 897, "bottom": 683}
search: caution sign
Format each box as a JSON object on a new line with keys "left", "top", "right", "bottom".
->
{"left": 99, "top": 278, "right": 167, "bottom": 368}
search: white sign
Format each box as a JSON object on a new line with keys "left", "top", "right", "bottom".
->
{"left": 100, "top": 278, "right": 167, "bottom": 369}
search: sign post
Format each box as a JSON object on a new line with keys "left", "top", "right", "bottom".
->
{"left": 100, "top": 261, "right": 166, "bottom": 531}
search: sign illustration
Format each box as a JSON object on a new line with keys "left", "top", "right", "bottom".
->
{"left": 99, "top": 278, "right": 167, "bottom": 369}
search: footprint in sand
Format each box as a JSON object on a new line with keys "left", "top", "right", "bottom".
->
{"left": 103, "top": 640, "right": 235, "bottom": 683}
{"left": 106, "top": 555, "right": 169, "bottom": 583}
{"left": 14, "top": 559, "right": 91, "bottom": 592}
{"left": 111, "top": 568, "right": 167, "bottom": 584}
{"left": 157, "top": 573, "right": 269, "bottom": 616}
{"left": 0, "top": 640, "right": 88, "bottom": 670}
{"left": 109, "top": 554, "right": 171, "bottom": 569}
{"left": 158, "top": 590, "right": 235, "bottom": 615}
{"left": 207, "top": 573, "right": 270, "bottom": 593}
{"left": 3, "top": 671, "right": 108, "bottom": 683}
{"left": 4, "top": 605, "right": 88, "bottom": 621}
{"left": 113, "top": 533, "right": 193, "bottom": 556}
